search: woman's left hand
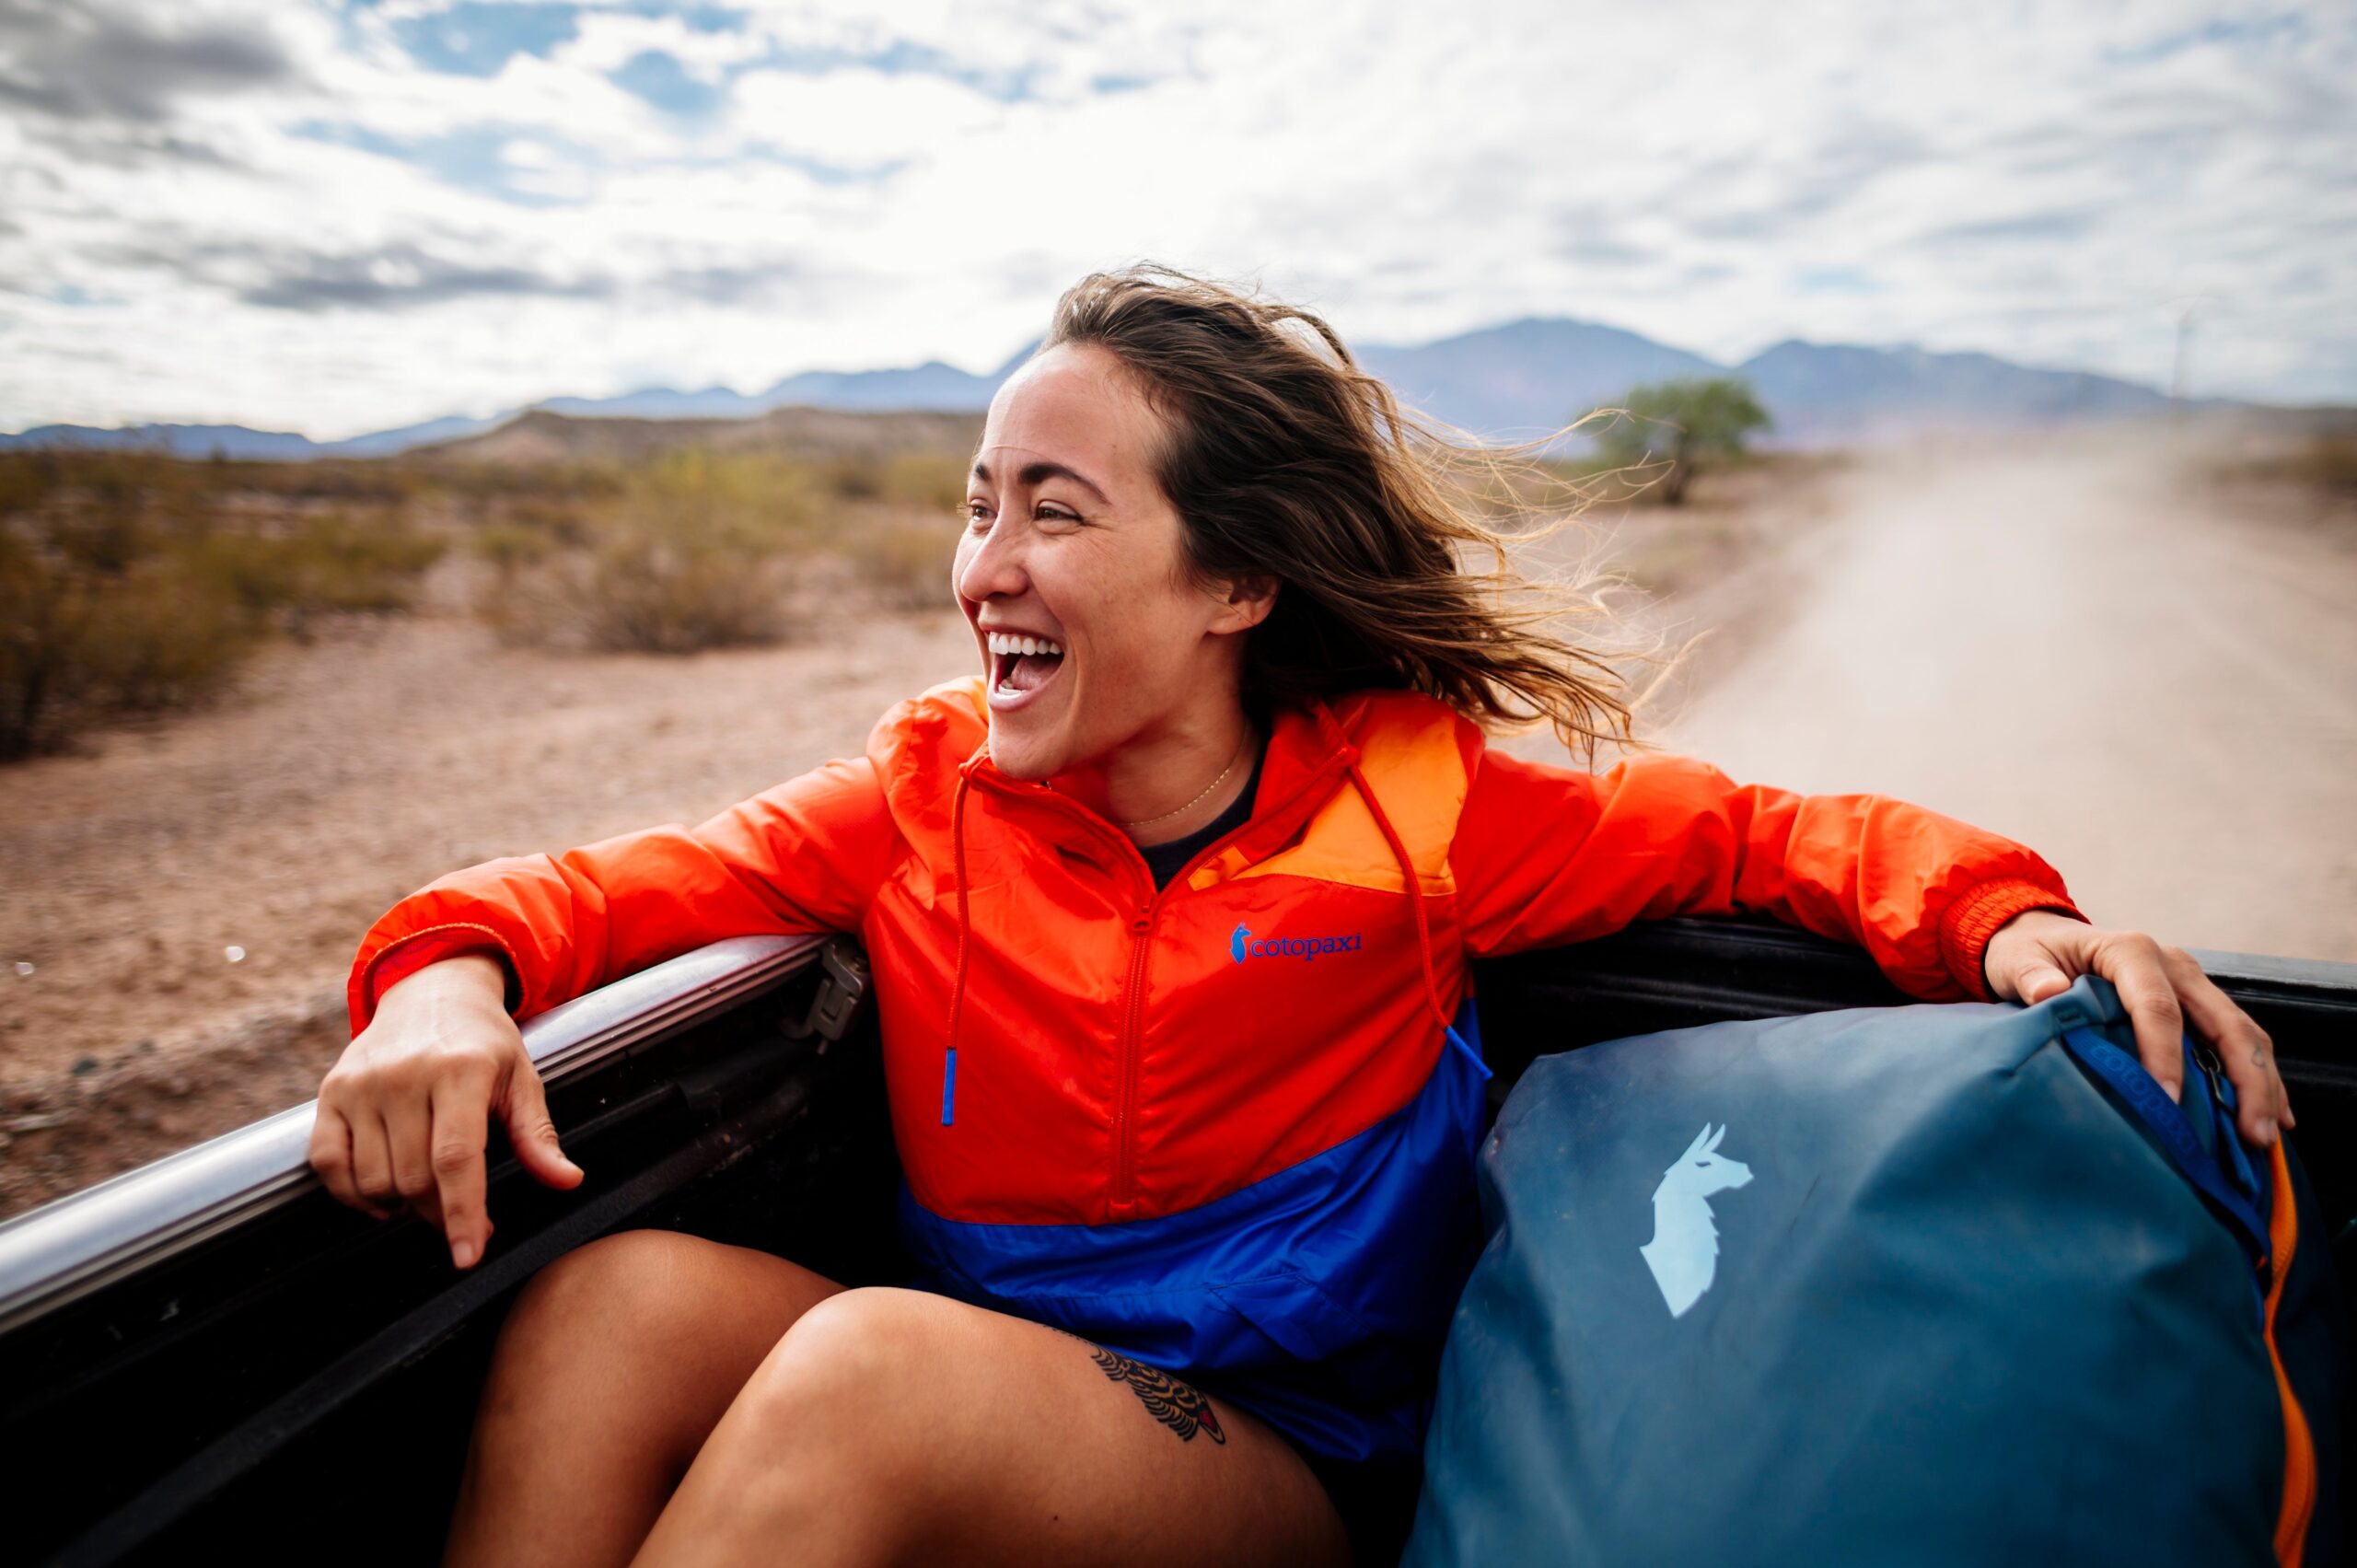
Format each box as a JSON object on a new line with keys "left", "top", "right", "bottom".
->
{"left": 1983, "top": 909, "right": 2293, "bottom": 1147}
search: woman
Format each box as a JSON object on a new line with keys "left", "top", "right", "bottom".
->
{"left": 310, "top": 264, "right": 2292, "bottom": 1567}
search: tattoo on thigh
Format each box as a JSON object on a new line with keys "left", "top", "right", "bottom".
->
{"left": 1071, "top": 1339, "right": 1227, "bottom": 1446}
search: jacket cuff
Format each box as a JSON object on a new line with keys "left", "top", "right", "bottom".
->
{"left": 1938, "top": 877, "right": 2086, "bottom": 1003}
{"left": 353, "top": 924, "right": 522, "bottom": 1034}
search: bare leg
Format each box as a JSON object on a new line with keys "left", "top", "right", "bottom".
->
{"left": 631, "top": 1287, "right": 1353, "bottom": 1568}
{"left": 444, "top": 1228, "right": 846, "bottom": 1568}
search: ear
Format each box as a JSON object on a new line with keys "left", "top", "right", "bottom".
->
{"left": 1678, "top": 1122, "right": 1716, "bottom": 1162}
{"left": 1703, "top": 1123, "right": 1726, "bottom": 1155}
{"left": 1204, "top": 572, "right": 1279, "bottom": 637}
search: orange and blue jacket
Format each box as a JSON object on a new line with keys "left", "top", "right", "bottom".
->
{"left": 348, "top": 676, "right": 2083, "bottom": 1465}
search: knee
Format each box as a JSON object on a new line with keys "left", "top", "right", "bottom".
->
{"left": 726, "top": 1287, "right": 951, "bottom": 1475}
{"left": 500, "top": 1227, "right": 713, "bottom": 1357}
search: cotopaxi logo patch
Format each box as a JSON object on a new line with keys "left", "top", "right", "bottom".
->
{"left": 1230, "top": 923, "right": 1363, "bottom": 964}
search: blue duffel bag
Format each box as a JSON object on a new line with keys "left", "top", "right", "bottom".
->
{"left": 1405, "top": 973, "right": 2347, "bottom": 1567}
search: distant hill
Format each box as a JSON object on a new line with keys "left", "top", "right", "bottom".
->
{"left": 1355, "top": 317, "right": 1723, "bottom": 442}
{"left": 1735, "top": 341, "right": 2180, "bottom": 446}
{"left": 427, "top": 405, "right": 984, "bottom": 466}
{"left": 535, "top": 341, "right": 1034, "bottom": 423}
{"left": 0, "top": 423, "right": 333, "bottom": 460}
{"left": 0, "top": 415, "right": 505, "bottom": 461}
{"left": 3, "top": 319, "right": 2226, "bottom": 461}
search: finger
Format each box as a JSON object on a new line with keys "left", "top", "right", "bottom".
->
{"left": 430, "top": 1076, "right": 493, "bottom": 1270}
{"left": 501, "top": 1062, "right": 585, "bottom": 1192}
{"left": 347, "top": 1108, "right": 401, "bottom": 1221}
{"left": 2016, "top": 964, "right": 2074, "bottom": 1006}
{"left": 384, "top": 1090, "right": 443, "bottom": 1230}
{"left": 2170, "top": 961, "right": 2285, "bottom": 1146}
{"left": 2107, "top": 941, "right": 2185, "bottom": 1104}
{"left": 307, "top": 1102, "right": 366, "bottom": 1214}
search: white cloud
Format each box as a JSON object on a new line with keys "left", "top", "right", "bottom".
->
{"left": 1, "top": 0, "right": 2351, "bottom": 436}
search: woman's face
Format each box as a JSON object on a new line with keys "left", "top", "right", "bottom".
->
{"left": 955, "top": 343, "right": 1267, "bottom": 783}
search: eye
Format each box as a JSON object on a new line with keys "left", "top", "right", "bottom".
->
{"left": 1035, "top": 504, "right": 1079, "bottom": 524}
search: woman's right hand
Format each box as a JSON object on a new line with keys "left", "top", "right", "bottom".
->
{"left": 308, "top": 954, "right": 585, "bottom": 1270}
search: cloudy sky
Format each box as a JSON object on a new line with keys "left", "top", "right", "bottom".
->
{"left": 3, "top": 0, "right": 2351, "bottom": 438}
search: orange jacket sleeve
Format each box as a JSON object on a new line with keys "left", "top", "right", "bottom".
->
{"left": 345, "top": 755, "right": 899, "bottom": 1035}
{"left": 1451, "top": 746, "right": 2084, "bottom": 1002}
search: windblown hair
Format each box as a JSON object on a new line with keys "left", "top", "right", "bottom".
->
{"left": 1040, "top": 261, "right": 1656, "bottom": 764}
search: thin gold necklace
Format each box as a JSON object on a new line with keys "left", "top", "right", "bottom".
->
{"left": 1114, "top": 730, "right": 1253, "bottom": 829}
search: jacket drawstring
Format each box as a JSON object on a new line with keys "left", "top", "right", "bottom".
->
{"left": 1345, "top": 761, "right": 1492, "bottom": 1081}
{"left": 942, "top": 766, "right": 976, "bottom": 1124}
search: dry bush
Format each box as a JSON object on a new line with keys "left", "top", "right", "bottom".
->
{"left": 2278, "top": 432, "right": 2357, "bottom": 497}
{"left": 474, "top": 450, "right": 822, "bottom": 653}
{"left": 812, "top": 450, "right": 970, "bottom": 512}
{"left": 0, "top": 528, "right": 259, "bottom": 759}
{"left": 194, "top": 513, "right": 445, "bottom": 625}
{"left": 578, "top": 531, "right": 795, "bottom": 652}
{"left": 75, "top": 566, "right": 261, "bottom": 714}
{"left": 840, "top": 509, "right": 958, "bottom": 611}
{"left": 0, "top": 451, "right": 445, "bottom": 759}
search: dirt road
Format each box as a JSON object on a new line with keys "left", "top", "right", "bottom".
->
{"left": 1621, "top": 429, "right": 2357, "bottom": 964}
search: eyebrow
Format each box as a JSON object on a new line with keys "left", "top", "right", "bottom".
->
{"left": 970, "top": 458, "right": 1111, "bottom": 506}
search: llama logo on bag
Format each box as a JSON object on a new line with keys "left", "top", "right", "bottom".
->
{"left": 1640, "top": 1122, "right": 1753, "bottom": 1318}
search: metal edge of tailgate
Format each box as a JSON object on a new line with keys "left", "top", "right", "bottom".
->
{"left": 0, "top": 934, "right": 826, "bottom": 1338}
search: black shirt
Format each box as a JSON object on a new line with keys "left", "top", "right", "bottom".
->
{"left": 1138, "top": 740, "right": 1268, "bottom": 890}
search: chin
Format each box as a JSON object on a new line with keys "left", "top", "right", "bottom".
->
{"left": 984, "top": 719, "right": 1060, "bottom": 782}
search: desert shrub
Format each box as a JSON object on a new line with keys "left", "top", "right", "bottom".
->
{"left": 577, "top": 528, "right": 792, "bottom": 653}
{"left": 0, "top": 526, "right": 260, "bottom": 760}
{"left": 842, "top": 511, "right": 958, "bottom": 611}
{"left": 2280, "top": 433, "right": 2357, "bottom": 496}
{"left": 473, "top": 520, "right": 559, "bottom": 575}
{"left": 477, "top": 450, "right": 827, "bottom": 653}
{"left": 626, "top": 448, "right": 820, "bottom": 551}
{"left": 877, "top": 450, "right": 970, "bottom": 511}
{"left": 190, "top": 512, "right": 445, "bottom": 632}
{"left": 0, "top": 451, "right": 449, "bottom": 758}
{"left": 0, "top": 529, "right": 92, "bottom": 759}
{"left": 75, "top": 565, "right": 260, "bottom": 714}
{"left": 817, "top": 455, "right": 884, "bottom": 502}
{"left": 483, "top": 521, "right": 795, "bottom": 655}
{"left": 0, "top": 452, "right": 69, "bottom": 522}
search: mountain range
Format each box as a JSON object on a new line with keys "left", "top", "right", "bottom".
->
{"left": 3, "top": 318, "right": 2201, "bottom": 461}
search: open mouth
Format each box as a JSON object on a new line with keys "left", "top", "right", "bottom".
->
{"left": 985, "top": 630, "right": 1066, "bottom": 706}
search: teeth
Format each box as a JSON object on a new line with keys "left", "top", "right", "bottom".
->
{"left": 985, "top": 632, "right": 1062, "bottom": 658}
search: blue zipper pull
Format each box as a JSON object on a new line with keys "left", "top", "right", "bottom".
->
{"left": 1445, "top": 1024, "right": 1492, "bottom": 1081}
{"left": 940, "top": 1047, "right": 958, "bottom": 1126}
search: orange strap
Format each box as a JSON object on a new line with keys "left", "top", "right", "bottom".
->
{"left": 2263, "top": 1138, "right": 2316, "bottom": 1567}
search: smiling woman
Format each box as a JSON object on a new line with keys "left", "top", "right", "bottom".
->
{"left": 309, "top": 261, "right": 2290, "bottom": 1568}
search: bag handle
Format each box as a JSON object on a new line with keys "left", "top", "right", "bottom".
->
{"left": 2057, "top": 1025, "right": 2275, "bottom": 1287}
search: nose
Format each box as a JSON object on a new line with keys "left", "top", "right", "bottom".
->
{"left": 955, "top": 509, "right": 1028, "bottom": 606}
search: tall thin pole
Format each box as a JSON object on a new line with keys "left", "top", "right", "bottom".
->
{"left": 2171, "top": 302, "right": 2197, "bottom": 404}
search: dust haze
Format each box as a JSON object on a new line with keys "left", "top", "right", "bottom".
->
{"left": 1512, "top": 424, "right": 2357, "bottom": 965}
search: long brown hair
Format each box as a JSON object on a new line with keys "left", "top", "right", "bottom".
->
{"left": 1040, "top": 261, "right": 1655, "bottom": 764}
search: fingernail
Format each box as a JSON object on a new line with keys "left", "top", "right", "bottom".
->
{"left": 452, "top": 1238, "right": 477, "bottom": 1269}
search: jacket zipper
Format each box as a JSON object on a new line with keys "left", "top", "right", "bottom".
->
{"left": 964, "top": 745, "right": 1357, "bottom": 1220}
{"left": 1110, "top": 899, "right": 1155, "bottom": 1216}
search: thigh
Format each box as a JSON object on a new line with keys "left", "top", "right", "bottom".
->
{"left": 450, "top": 1229, "right": 847, "bottom": 1568}
{"left": 637, "top": 1287, "right": 1352, "bottom": 1568}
